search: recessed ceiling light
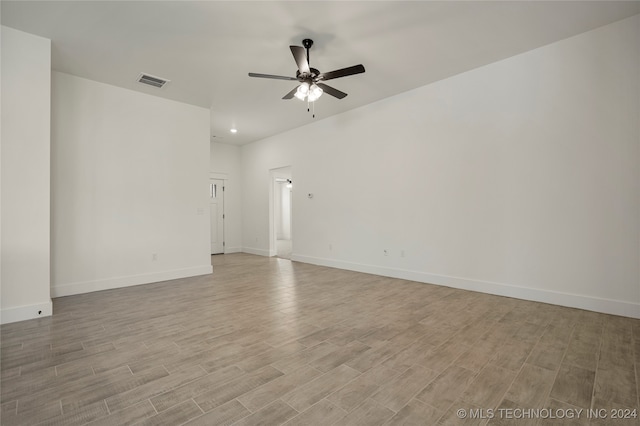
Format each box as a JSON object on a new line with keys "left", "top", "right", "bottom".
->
{"left": 230, "top": 128, "right": 238, "bottom": 133}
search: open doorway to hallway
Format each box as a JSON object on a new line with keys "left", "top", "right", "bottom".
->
{"left": 270, "top": 166, "right": 292, "bottom": 259}
{"left": 209, "top": 178, "right": 225, "bottom": 255}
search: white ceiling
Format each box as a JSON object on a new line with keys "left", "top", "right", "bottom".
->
{"left": 2, "top": 1, "right": 639, "bottom": 146}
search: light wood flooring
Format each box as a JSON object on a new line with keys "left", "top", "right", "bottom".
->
{"left": 1, "top": 253, "right": 638, "bottom": 425}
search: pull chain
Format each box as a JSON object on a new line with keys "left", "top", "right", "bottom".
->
{"left": 305, "top": 98, "right": 316, "bottom": 118}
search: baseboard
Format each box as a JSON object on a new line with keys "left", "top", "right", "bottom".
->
{"left": 51, "top": 265, "right": 213, "bottom": 298}
{"left": 242, "top": 247, "right": 271, "bottom": 257}
{"left": 292, "top": 254, "right": 640, "bottom": 319}
{"left": 1, "top": 300, "right": 53, "bottom": 324}
{"left": 224, "top": 247, "right": 242, "bottom": 254}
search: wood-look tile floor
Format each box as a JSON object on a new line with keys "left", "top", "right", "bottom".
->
{"left": 1, "top": 253, "right": 638, "bottom": 425}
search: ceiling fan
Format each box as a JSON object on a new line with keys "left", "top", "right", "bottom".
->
{"left": 248, "top": 39, "right": 365, "bottom": 115}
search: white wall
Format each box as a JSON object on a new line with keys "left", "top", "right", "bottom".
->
{"left": 210, "top": 142, "right": 242, "bottom": 253}
{"left": 51, "top": 72, "right": 212, "bottom": 297}
{"left": 241, "top": 15, "right": 640, "bottom": 318}
{"left": 0, "top": 27, "right": 53, "bottom": 324}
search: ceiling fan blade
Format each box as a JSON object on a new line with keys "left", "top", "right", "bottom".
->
{"left": 319, "top": 64, "right": 365, "bottom": 81}
{"left": 282, "top": 86, "right": 299, "bottom": 100}
{"left": 248, "top": 72, "right": 297, "bottom": 81}
{"left": 290, "top": 46, "right": 310, "bottom": 74}
{"left": 317, "top": 83, "right": 347, "bottom": 99}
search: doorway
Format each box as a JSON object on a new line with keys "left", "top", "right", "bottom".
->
{"left": 270, "top": 167, "right": 292, "bottom": 259}
{"left": 209, "top": 178, "right": 224, "bottom": 254}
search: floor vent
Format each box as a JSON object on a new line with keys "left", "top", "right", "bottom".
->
{"left": 137, "top": 73, "right": 170, "bottom": 89}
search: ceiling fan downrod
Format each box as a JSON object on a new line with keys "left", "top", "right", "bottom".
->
{"left": 302, "top": 38, "right": 313, "bottom": 65}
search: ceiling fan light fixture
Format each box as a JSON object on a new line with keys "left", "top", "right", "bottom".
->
{"left": 307, "top": 84, "right": 323, "bottom": 102}
{"left": 295, "top": 82, "right": 310, "bottom": 100}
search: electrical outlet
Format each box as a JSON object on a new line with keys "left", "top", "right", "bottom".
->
{"left": 401, "top": 250, "right": 405, "bottom": 258}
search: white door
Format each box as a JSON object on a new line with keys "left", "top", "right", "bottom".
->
{"left": 210, "top": 179, "right": 224, "bottom": 254}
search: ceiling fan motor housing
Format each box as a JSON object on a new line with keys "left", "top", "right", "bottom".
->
{"left": 296, "top": 68, "right": 321, "bottom": 82}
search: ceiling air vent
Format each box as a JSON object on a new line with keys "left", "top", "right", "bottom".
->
{"left": 137, "top": 73, "right": 170, "bottom": 89}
